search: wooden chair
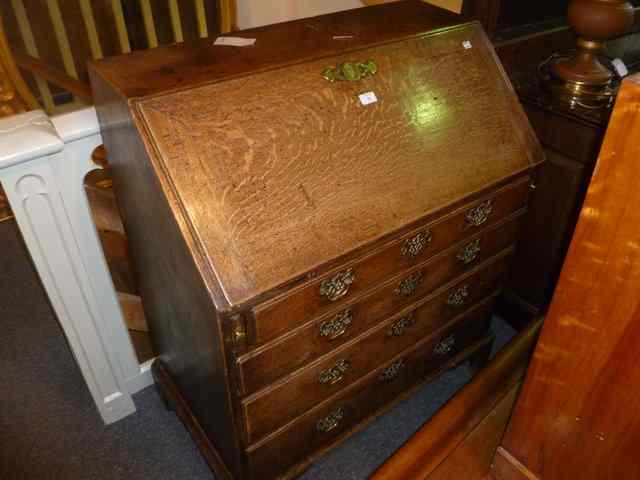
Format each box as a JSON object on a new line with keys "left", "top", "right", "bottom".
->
{"left": 0, "top": 1, "right": 236, "bottom": 361}
{"left": 0, "top": 0, "right": 235, "bottom": 115}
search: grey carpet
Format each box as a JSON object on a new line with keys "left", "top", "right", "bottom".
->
{"left": 0, "top": 219, "right": 515, "bottom": 480}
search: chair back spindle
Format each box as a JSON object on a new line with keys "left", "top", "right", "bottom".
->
{"left": 1, "top": 0, "right": 236, "bottom": 115}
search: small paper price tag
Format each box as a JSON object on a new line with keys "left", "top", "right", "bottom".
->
{"left": 612, "top": 58, "right": 629, "bottom": 78}
{"left": 358, "top": 91, "right": 378, "bottom": 106}
{"left": 462, "top": 41, "right": 472, "bottom": 50}
{"left": 214, "top": 36, "right": 256, "bottom": 47}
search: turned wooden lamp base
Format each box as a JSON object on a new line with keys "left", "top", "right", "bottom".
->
{"left": 543, "top": 0, "right": 634, "bottom": 108}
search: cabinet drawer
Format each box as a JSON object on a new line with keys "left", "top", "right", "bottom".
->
{"left": 242, "top": 266, "right": 503, "bottom": 443}
{"left": 238, "top": 247, "right": 511, "bottom": 396}
{"left": 245, "top": 301, "right": 493, "bottom": 479}
{"left": 240, "top": 217, "right": 519, "bottom": 390}
{"left": 250, "top": 178, "right": 530, "bottom": 345}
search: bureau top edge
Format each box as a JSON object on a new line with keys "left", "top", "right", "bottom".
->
{"left": 87, "top": 0, "right": 468, "bottom": 100}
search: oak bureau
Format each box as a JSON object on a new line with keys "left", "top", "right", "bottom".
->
{"left": 88, "top": 2, "right": 543, "bottom": 479}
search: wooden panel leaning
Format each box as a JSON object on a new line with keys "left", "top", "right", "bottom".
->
{"left": 490, "top": 74, "right": 640, "bottom": 480}
{"left": 371, "top": 317, "right": 543, "bottom": 480}
{"left": 88, "top": 2, "right": 543, "bottom": 479}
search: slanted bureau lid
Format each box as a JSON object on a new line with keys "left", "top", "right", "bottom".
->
{"left": 135, "top": 23, "right": 542, "bottom": 308}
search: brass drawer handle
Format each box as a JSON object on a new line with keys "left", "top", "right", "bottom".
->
{"left": 322, "top": 60, "right": 378, "bottom": 82}
{"left": 319, "top": 359, "right": 351, "bottom": 386}
{"left": 446, "top": 285, "right": 469, "bottom": 308}
{"left": 388, "top": 312, "right": 416, "bottom": 337}
{"left": 378, "top": 359, "right": 405, "bottom": 382}
{"left": 319, "top": 309, "right": 353, "bottom": 341}
{"left": 316, "top": 407, "right": 344, "bottom": 433}
{"left": 434, "top": 334, "right": 456, "bottom": 356}
{"left": 395, "top": 271, "right": 424, "bottom": 297}
{"left": 457, "top": 239, "right": 481, "bottom": 265}
{"left": 320, "top": 269, "right": 356, "bottom": 302}
{"left": 466, "top": 200, "right": 493, "bottom": 227}
{"left": 401, "top": 230, "right": 432, "bottom": 260}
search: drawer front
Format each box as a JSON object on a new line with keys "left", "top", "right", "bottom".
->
{"left": 240, "top": 212, "right": 520, "bottom": 392}
{"left": 242, "top": 260, "right": 505, "bottom": 443}
{"left": 250, "top": 178, "right": 530, "bottom": 345}
{"left": 238, "top": 246, "right": 512, "bottom": 396}
{"left": 245, "top": 301, "right": 493, "bottom": 479}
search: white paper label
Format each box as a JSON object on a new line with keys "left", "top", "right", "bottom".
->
{"left": 462, "top": 40, "right": 472, "bottom": 50}
{"left": 358, "top": 91, "right": 378, "bottom": 106}
{"left": 214, "top": 36, "right": 256, "bottom": 47}
{"left": 612, "top": 58, "right": 629, "bottom": 78}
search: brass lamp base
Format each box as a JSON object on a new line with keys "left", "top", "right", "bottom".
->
{"left": 542, "top": 56, "right": 615, "bottom": 108}
{"left": 542, "top": 0, "right": 634, "bottom": 109}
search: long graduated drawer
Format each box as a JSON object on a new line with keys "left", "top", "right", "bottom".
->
{"left": 236, "top": 216, "right": 521, "bottom": 395}
{"left": 245, "top": 299, "right": 495, "bottom": 479}
{"left": 249, "top": 179, "right": 529, "bottom": 346}
{"left": 242, "top": 249, "right": 512, "bottom": 443}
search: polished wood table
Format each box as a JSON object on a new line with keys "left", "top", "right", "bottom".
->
{"left": 493, "top": 71, "right": 640, "bottom": 480}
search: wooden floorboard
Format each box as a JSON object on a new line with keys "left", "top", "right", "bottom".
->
{"left": 427, "top": 384, "right": 520, "bottom": 480}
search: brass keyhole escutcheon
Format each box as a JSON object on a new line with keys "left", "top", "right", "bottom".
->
{"left": 320, "top": 269, "right": 356, "bottom": 302}
{"left": 388, "top": 313, "right": 416, "bottom": 337}
{"left": 395, "top": 271, "right": 424, "bottom": 297}
{"left": 466, "top": 200, "right": 493, "bottom": 228}
{"left": 318, "top": 359, "right": 351, "bottom": 386}
{"left": 316, "top": 408, "right": 345, "bottom": 433}
{"left": 319, "top": 309, "right": 353, "bottom": 341}
{"left": 457, "top": 239, "right": 481, "bottom": 265}
{"left": 401, "top": 230, "right": 432, "bottom": 260}
{"left": 446, "top": 285, "right": 470, "bottom": 308}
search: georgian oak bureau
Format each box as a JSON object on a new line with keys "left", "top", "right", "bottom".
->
{"left": 89, "top": 2, "right": 543, "bottom": 479}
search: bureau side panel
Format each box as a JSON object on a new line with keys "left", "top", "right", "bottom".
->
{"left": 89, "top": 71, "right": 243, "bottom": 478}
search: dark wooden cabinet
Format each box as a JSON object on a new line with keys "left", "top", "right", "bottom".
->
{"left": 500, "top": 95, "right": 606, "bottom": 318}
{"left": 493, "top": 31, "right": 621, "bottom": 324}
{"left": 466, "top": 0, "right": 639, "bottom": 33}
{"left": 89, "top": 2, "right": 542, "bottom": 479}
{"left": 464, "top": 0, "right": 569, "bottom": 32}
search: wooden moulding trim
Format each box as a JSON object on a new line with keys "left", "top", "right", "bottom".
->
{"left": 151, "top": 360, "right": 234, "bottom": 480}
{"left": 371, "top": 317, "right": 544, "bottom": 480}
{"left": 491, "top": 447, "right": 540, "bottom": 480}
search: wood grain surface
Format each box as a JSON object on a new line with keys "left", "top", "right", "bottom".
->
{"left": 497, "top": 74, "right": 640, "bottom": 479}
{"left": 89, "top": 1, "right": 461, "bottom": 99}
{"left": 246, "top": 304, "right": 494, "bottom": 479}
{"left": 136, "top": 24, "right": 540, "bottom": 306}
{"left": 372, "top": 317, "right": 542, "bottom": 480}
{"left": 88, "top": 3, "right": 544, "bottom": 478}
{"left": 250, "top": 180, "right": 529, "bottom": 343}
{"left": 429, "top": 385, "right": 520, "bottom": 480}
{"left": 237, "top": 248, "right": 512, "bottom": 395}
{"left": 89, "top": 72, "right": 245, "bottom": 478}
{"left": 242, "top": 274, "right": 506, "bottom": 443}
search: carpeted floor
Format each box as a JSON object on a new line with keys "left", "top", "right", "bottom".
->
{"left": 0, "top": 219, "right": 515, "bottom": 480}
